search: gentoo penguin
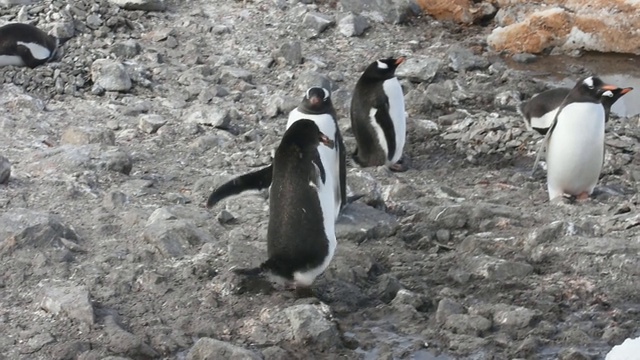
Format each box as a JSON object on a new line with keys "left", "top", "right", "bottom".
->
{"left": 234, "top": 119, "right": 337, "bottom": 289}
{"left": 519, "top": 86, "right": 633, "bottom": 135}
{"left": 350, "top": 57, "right": 407, "bottom": 172}
{"left": 207, "top": 87, "right": 347, "bottom": 219}
{"left": 532, "top": 76, "right": 620, "bottom": 201}
{"left": 0, "top": 23, "right": 70, "bottom": 68}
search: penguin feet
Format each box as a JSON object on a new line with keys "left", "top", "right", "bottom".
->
{"left": 389, "top": 157, "right": 409, "bottom": 172}
{"left": 575, "top": 192, "right": 591, "bottom": 202}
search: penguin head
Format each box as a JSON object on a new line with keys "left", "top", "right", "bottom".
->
{"left": 363, "top": 57, "right": 405, "bottom": 80}
{"left": 302, "top": 87, "right": 331, "bottom": 112}
{"left": 282, "top": 119, "right": 335, "bottom": 152}
{"left": 601, "top": 87, "right": 633, "bottom": 108}
{"left": 576, "top": 76, "right": 619, "bottom": 100}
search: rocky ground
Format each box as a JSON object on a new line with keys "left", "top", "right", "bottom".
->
{"left": 1, "top": 0, "right": 640, "bottom": 359}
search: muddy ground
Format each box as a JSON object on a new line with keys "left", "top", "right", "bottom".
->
{"left": 1, "top": 0, "right": 640, "bottom": 359}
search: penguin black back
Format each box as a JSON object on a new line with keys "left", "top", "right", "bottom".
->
{"left": 0, "top": 23, "right": 65, "bottom": 68}
{"left": 264, "top": 120, "right": 335, "bottom": 285}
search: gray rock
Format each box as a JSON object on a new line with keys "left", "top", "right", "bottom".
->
{"left": 339, "top": 0, "right": 420, "bottom": 24}
{"left": 285, "top": 303, "right": 340, "bottom": 348}
{"left": 0, "top": 156, "right": 11, "bottom": 184}
{"left": 447, "top": 46, "right": 490, "bottom": 72}
{"left": 0, "top": 209, "right": 80, "bottom": 254}
{"left": 143, "top": 207, "right": 214, "bottom": 258}
{"left": 338, "top": 13, "right": 370, "bottom": 37}
{"left": 273, "top": 41, "right": 303, "bottom": 65}
{"left": 186, "top": 338, "right": 261, "bottom": 360}
{"left": 446, "top": 333, "right": 489, "bottom": 353}
{"left": 391, "top": 289, "right": 424, "bottom": 310}
{"left": 558, "top": 348, "right": 590, "bottom": 360}
{"left": 103, "top": 191, "right": 129, "bottom": 210}
{"left": 112, "top": 40, "right": 142, "bottom": 59}
{"left": 104, "top": 316, "right": 158, "bottom": 357}
{"left": 91, "top": 60, "right": 132, "bottom": 92}
{"left": 138, "top": 114, "right": 167, "bottom": 134}
{"left": 86, "top": 14, "right": 103, "bottom": 30}
{"left": 262, "top": 346, "right": 290, "bottom": 360}
{"left": 444, "top": 314, "right": 492, "bottom": 336}
{"left": 220, "top": 67, "right": 253, "bottom": 83}
{"left": 61, "top": 126, "right": 116, "bottom": 146}
{"left": 512, "top": 53, "right": 538, "bottom": 63}
{"left": 99, "top": 149, "right": 133, "bottom": 175}
{"left": 23, "top": 332, "right": 55, "bottom": 353}
{"left": 395, "top": 56, "right": 441, "bottom": 83}
{"left": 336, "top": 202, "right": 398, "bottom": 243}
{"left": 426, "top": 82, "right": 452, "bottom": 106}
{"left": 264, "top": 94, "right": 298, "bottom": 118}
{"left": 295, "top": 71, "right": 335, "bottom": 93}
{"left": 189, "top": 134, "right": 231, "bottom": 153}
{"left": 108, "top": 0, "right": 166, "bottom": 11}
{"left": 493, "top": 305, "right": 540, "bottom": 329}
{"left": 186, "top": 108, "right": 231, "bottom": 129}
{"left": 371, "top": 273, "right": 402, "bottom": 302}
{"left": 464, "top": 255, "right": 533, "bottom": 281}
{"left": 302, "top": 12, "right": 335, "bottom": 35}
{"left": 494, "top": 90, "right": 521, "bottom": 110}
{"left": 0, "top": 0, "right": 35, "bottom": 5}
{"left": 435, "top": 298, "right": 465, "bottom": 324}
{"left": 40, "top": 284, "right": 95, "bottom": 325}
{"left": 50, "top": 21, "right": 75, "bottom": 39}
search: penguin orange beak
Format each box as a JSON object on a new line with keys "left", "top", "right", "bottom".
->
{"left": 620, "top": 87, "right": 633, "bottom": 95}
{"left": 395, "top": 57, "right": 405, "bottom": 65}
{"left": 600, "top": 84, "right": 618, "bottom": 91}
{"left": 319, "top": 134, "right": 335, "bottom": 149}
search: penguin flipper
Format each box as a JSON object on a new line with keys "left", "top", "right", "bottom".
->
{"left": 337, "top": 132, "right": 347, "bottom": 208}
{"left": 206, "top": 165, "right": 273, "bottom": 208}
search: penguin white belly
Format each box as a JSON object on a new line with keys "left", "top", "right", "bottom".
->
{"left": 546, "top": 102, "right": 605, "bottom": 199}
{"left": 287, "top": 110, "right": 341, "bottom": 218}
{"left": 383, "top": 78, "right": 406, "bottom": 165}
{"left": 0, "top": 55, "right": 25, "bottom": 67}
{"left": 530, "top": 108, "right": 559, "bottom": 131}
{"left": 293, "top": 171, "right": 336, "bottom": 287}
{"left": 17, "top": 41, "right": 52, "bottom": 60}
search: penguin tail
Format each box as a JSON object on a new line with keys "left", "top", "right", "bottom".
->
{"left": 351, "top": 149, "right": 365, "bottom": 168}
{"left": 346, "top": 194, "right": 365, "bottom": 205}
{"left": 232, "top": 266, "right": 264, "bottom": 277}
{"left": 206, "top": 165, "right": 273, "bottom": 208}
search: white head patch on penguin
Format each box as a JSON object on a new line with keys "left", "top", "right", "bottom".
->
{"left": 0, "top": 23, "right": 70, "bottom": 69}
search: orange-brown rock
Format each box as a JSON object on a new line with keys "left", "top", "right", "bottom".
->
{"left": 488, "top": 0, "right": 640, "bottom": 55}
{"left": 415, "top": 0, "right": 496, "bottom": 24}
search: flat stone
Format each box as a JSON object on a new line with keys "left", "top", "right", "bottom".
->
{"left": 108, "top": 0, "right": 166, "bottom": 11}
{"left": 493, "top": 305, "right": 540, "bottom": 329}
{"left": 445, "top": 314, "right": 492, "bottom": 336}
{"left": 338, "top": 13, "right": 370, "bottom": 37}
{"left": 61, "top": 126, "right": 116, "bottom": 146}
{"left": 220, "top": 67, "right": 253, "bottom": 83}
{"left": 0, "top": 209, "right": 80, "bottom": 254}
{"left": 99, "top": 149, "right": 133, "bottom": 175}
{"left": 103, "top": 191, "right": 129, "bottom": 210}
{"left": 435, "top": 298, "right": 465, "bottom": 324}
{"left": 143, "top": 207, "right": 214, "bottom": 258}
{"left": 426, "top": 82, "right": 452, "bottom": 105}
{"left": 447, "top": 46, "right": 490, "bottom": 72}
{"left": 273, "top": 41, "right": 303, "bottom": 65}
{"left": 111, "top": 40, "right": 142, "bottom": 59}
{"left": 104, "top": 316, "right": 158, "bottom": 357}
{"left": 91, "top": 60, "right": 132, "bottom": 92}
{"left": 186, "top": 108, "right": 231, "bottom": 129}
{"left": 302, "top": 12, "right": 334, "bottom": 35}
{"left": 186, "top": 338, "right": 261, "bottom": 360}
{"left": 138, "top": 114, "right": 167, "bottom": 134}
{"left": 339, "top": 0, "right": 419, "bottom": 24}
{"left": 22, "top": 332, "right": 55, "bottom": 354}
{"left": 395, "top": 56, "right": 441, "bottom": 83}
{"left": 40, "top": 284, "right": 95, "bottom": 325}
{"left": 336, "top": 202, "right": 398, "bottom": 244}
{"left": 0, "top": 155, "right": 11, "bottom": 184}
{"left": 285, "top": 303, "right": 340, "bottom": 348}
{"left": 464, "top": 255, "right": 533, "bottom": 281}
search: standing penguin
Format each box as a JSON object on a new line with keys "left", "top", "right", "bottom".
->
{"left": 350, "top": 57, "right": 407, "bottom": 172}
{"left": 235, "top": 119, "right": 337, "bottom": 289}
{"left": 207, "top": 87, "right": 347, "bottom": 219}
{"left": 519, "top": 86, "right": 633, "bottom": 135}
{"left": 0, "top": 23, "right": 70, "bottom": 68}
{"left": 532, "top": 76, "right": 621, "bottom": 201}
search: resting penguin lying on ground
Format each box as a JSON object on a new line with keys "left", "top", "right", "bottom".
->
{"left": 0, "top": 23, "right": 71, "bottom": 68}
